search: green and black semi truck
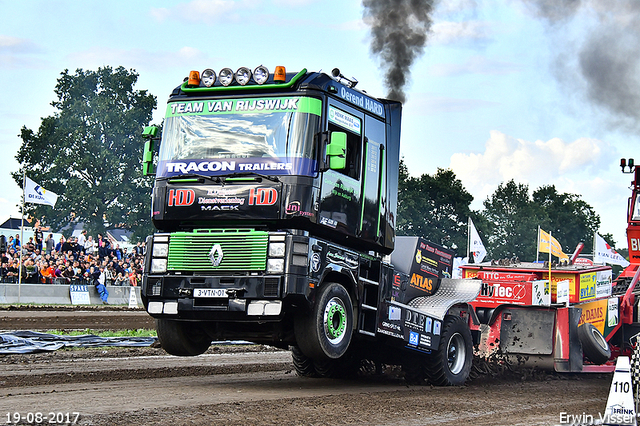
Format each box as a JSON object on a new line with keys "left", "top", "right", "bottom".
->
{"left": 141, "top": 65, "right": 481, "bottom": 385}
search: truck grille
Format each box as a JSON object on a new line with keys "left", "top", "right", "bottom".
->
{"left": 167, "top": 229, "right": 268, "bottom": 272}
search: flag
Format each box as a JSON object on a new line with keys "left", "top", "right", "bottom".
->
{"left": 594, "top": 233, "right": 630, "bottom": 267}
{"left": 469, "top": 218, "right": 487, "bottom": 263}
{"left": 538, "top": 228, "right": 569, "bottom": 259}
{"left": 24, "top": 177, "right": 58, "bottom": 207}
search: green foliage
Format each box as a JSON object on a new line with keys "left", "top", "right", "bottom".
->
{"left": 13, "top": 66, "right": 157, "bottom": 241}
{"left": 532, "top": 185, "right": 600, "bottom": 252}
{"left": 481, "top": 180, "right": 547, "bottom": 260}
{"left": 397, "top": 160, "right": 473, "bottom": 254}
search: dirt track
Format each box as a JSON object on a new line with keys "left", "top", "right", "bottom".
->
{"left": 0, "top": 309, "right": 614, "bottom": 425}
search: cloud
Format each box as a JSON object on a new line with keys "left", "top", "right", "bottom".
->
{"left": 449, "top": 130, "right": 627, "bottom": 242}
{"left": 450, "top": 130, "right": 614, "bottom": 201}
{"left": 0, "top": 35, "right": 44, "bottom": 69}
{"left": 430, "top": 55, "right": 522, "bottom": 77}
{"left": 0, "top": 35, "right": 41, "bottom": 54}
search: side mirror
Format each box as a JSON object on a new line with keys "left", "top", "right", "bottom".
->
{"left": 142, "top": 126, "right": 160, "bottom": 176}
{"left": 326, "top": 132, "right": 347, "bottom": 170}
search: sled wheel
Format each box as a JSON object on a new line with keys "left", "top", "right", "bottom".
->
{"left": 425, "top": 315, "right": 473, "bottom": 386}
{"left": 156, "top": 318, "right": 211, "bottom": 356}
{"left": 578, "top": 323, "right": 611, "bottom": 365}
{"left": 291, "top": 346, "right": 318, "bottom": 377}
{"left": 295, "top": 282, "right": 353, "bottom": 360}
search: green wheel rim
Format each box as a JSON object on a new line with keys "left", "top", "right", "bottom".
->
{"left": 324, "top": 297, "right": 347, "bottom": 344}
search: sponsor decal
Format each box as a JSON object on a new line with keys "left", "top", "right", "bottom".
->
{"left": 405, "top": 309, "right": 426, "bottom": 331}
{"left": 433, "top": 321, "right": 441, "bottom": 335}
{"left": 328, "top": 106, "right": 361, "bottom": 134}
{"left": 596, "top": 270, "right": 613, "bottom": 298}
{"left": 337, "top": 87, "right": 385, "bottom": 118}
{"left": 376, "top": 327, "right": 404, "bottom": 339}
{"left": 410, "top": 273, "right": 434, "bottom": 292}
{"left": 479, "top": 282, "right": 526, "bottom": 299}
{"left": 419, "top": 334, "right": 431, "bottom": 347}
{"left": 608, "top": 297, "right": 619, "bottom": 327}
{"left": 580, "top": 272, "right": 596, "bottom": 301}
{"left": 326, "top": 250, "right": 358, "bottom": 270}
{"left": 286, "top": 201, "right": 314, "bottom": 217}
{"left": 248, "top": 188, "right": 278, "bottom": 206}
{"left": 168, "top": 189, "right": 196, "bottom": 206}
{"left": 165, "top": 97, "right": 322, "bottom": 118}
{"left": 409, "top": 331, "right": 420, "bottom": 346}
{"left": 577, "top": 299, "right": 607, "bottom": 333}
{"left": 319, "top": 216, "right": 338, "bottom": 228}
{"left": 389, "top": 306, "right": 401, "bottom": 321}
{"left": 310, "top": 253, "right": 321, "bottom": 273}
{"left": 381, "top": 321, "right": 401, "bottom": 332}
{"left": 425, "top": 317, "right": 432, "bottom": 334}
{"left": 158, "top": 157, "right": 317, "bottom": 178}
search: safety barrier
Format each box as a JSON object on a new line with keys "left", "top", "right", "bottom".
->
{"left": 0, "top": 283, "right": 143, "bottom": 306}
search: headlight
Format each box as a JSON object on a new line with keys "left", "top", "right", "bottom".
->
{"left": 219, "top": 68, "right": 234, "bottom": 86}
{"left": 151, "top": 258, "right": 167, "bottom": 274}
{"left": 201, "top": 68, "right": 216, "bottom": 87}
{"left": 267, "top": 258, "right": 284, "bottom": 274}
{"left": 269, "top": 242, "right": 285, "bottom": 257}
{"left": 235, "top": 67, "right": 252, "bottom": 86}
{"left": 153, "top": 243, "right": 168, "bottom": 257}
{"left": 253, "top": 65, "right": 269, "bottom": 84}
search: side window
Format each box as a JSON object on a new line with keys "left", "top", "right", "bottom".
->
{"left": 328, "top": 105, "right": 362, "bottom": 180}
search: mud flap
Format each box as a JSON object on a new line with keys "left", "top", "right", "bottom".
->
{"left": 405, "top": 278, "right": 482, "bottom": 321}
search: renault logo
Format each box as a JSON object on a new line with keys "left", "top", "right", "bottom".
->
{"left": 208, "top": 244, "right": 224, "bottom": 267}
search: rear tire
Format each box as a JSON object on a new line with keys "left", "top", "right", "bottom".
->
{"left": 578, "top": 323, "right": 611, "bottom": 365}
{"left": 425, "top": 315, "right": 473, "bottom": 386}
{"left": 156, "top": 318, "right": 211, "bottom": 356}
{"left": 291, "top": 346, "right": 317, "bottom": 377}
{"left": 294, "top": 282, "right": 353, "bottom": 360}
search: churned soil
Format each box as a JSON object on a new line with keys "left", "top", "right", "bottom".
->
{"left": 0, "top": 308, "right": 614, "bottom": 426}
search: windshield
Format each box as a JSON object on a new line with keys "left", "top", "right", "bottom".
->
{"left": 157, "top": 96, "right": 322, "bottom": 178}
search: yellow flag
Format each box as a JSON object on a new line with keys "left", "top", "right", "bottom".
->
{"left": 539, "top": 229, "right": 569, "bottom": 259}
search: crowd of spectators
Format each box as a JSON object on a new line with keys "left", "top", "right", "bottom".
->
{"left": 0, "top": 229, "right": 146, "bottom": 286}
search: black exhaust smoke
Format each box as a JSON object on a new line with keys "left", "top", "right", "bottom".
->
{"left": 363, "top": 0, "right": 435, "bottom": 104}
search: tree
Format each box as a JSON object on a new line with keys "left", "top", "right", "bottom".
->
{"left": 397, "top": 161, "right": 473, "bottom": 254}
{"left": 481, "top": 180, "right": 548, "bottom": 260}
{"left": 532, "top": 185, "right": 600, "bottom": 254}
{"left": 13, "top": 66, "right": 157, "bottom": 240}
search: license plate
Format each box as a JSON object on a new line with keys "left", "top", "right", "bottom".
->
{"left": 194, "top": 288, "right": 227, "bottom": 298}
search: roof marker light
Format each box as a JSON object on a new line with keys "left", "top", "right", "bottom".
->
{"left": 201, "top": 69, "right": 216, "bottom": 87}
{"left": 188, "top": 70, "right": 200, "bottom": 87}
{"left": 253, "top": 65, "right": 269, "bottom": 84}
{"left": 274, "top": 66, "right": 286, "bottom": 83}
{"left": 235, "top": 67, "right": 252, "bottom": 86}
{"left": 219, "top": 68, "right": 234, "bottom": 86}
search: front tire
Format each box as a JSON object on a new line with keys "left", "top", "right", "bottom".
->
{"left": 156, "top": 318, "right": 211, "bottom": 356}
{"left": 295, "top": 282, "right": 353, "bottom": 360}
{"left": 425, "top": 315, "right": 473, "bottom": 386}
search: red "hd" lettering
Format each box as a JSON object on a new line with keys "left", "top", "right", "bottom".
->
{"left": 249, "top": 188, "right": 277, "bottom": 205}
{"left": 167, "top": 189, "right": 195, "bottom": 206}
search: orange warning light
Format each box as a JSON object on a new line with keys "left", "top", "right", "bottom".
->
{"left": 274, "top": 66, "right": 286, "bottom": 83}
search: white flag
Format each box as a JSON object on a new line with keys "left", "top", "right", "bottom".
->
{"left": 469, "top": 218, "right": 487, "bottom": 263}
{"left": 594, "top": 233, "right": 629, "bottom": 267}
{"left": 24, "top": 177, "right": 58, "bottom": 207}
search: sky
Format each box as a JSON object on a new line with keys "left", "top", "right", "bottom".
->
{"left": 0, "top": 0, "right": 638, "bottom": 250}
